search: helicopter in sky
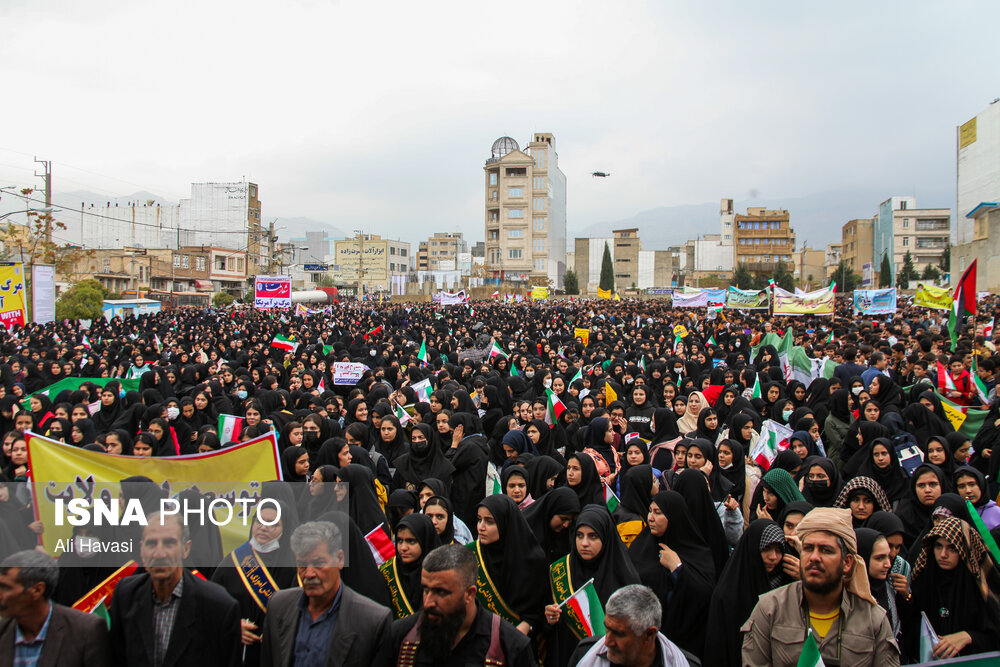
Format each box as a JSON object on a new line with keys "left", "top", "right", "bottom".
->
{"left": 591, "top": 171, "right": 611, "bottom": 178}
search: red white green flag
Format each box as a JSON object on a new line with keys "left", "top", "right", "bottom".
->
{"left": 972, "top": 357, "right": 990, "bottom": 404}
{"left": 750, "top": 419, "right": 793, "bottom": 470}
{"left": 797, "top": 629, "right": 825, "bottom": 666}
{"left": 937, "top": 361, "right": 956, "bottom": 393}
{"left": 364, "top": 325, "right": 383, "bottom": 340}
{"left": 393, "top": 402, "right": 411, "bottom": 426}
{"left": 488, "top": 340, "right": 507, "bottom": 359}
{"left": 544, "top": 388, "right": 566, "bottom": 426}
{"left": 559, "top": 578, "right": 605, "bottom": 638}
{"left": 948, "top": 259, "right": 977, "bottom": 345}
{"left": 417, "top": 340, "right": 431, "bottom": 366}
{"left": 218, "top": 414, "right": 244, "bottom": 444}
{"left": 271, "top": 334, "right": 298, "bottom": 352}
{"left": 602, "top": 481, "right": 620, "bottom": 512}
{"left": 365, "top": 524, "right": 395, "bottom": 566}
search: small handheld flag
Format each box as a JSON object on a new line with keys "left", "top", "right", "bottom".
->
{"left": 365, "top": 525, "right": 395, "bottom": 566}
{"left": 796, "top": 629, "right": 825, "bottom": 667}
{"left": 602, "top": 481, "right": 620, "bottom": 513}
{"left": 557, "top": 578, "right": 605, "bottom": 638}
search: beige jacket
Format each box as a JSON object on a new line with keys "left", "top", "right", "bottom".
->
{"left": 741, "top": 581, "right": 899, "bottom": 667}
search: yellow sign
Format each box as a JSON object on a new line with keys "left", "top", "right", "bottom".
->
{"left": 914, "top": 282, "right": 952, "bottom": 311}
{"left": 673, "top": 324, "right": 688, "bottom": 338}
{"left": 597, "top": 288, "right": 612, "bottom": 299}
{"left": 940, "top": 400, "right": 967, "bottom": 431}
{"left": 26, "top": 432, "right": 282, "bottom": 559}
{"left": 573, "top": 327, "right": 590, "bottom": 346}
{"left": 0, "top": 263, "right": 27, "bottom": 329}
{"left": 960, "top": 117, "right": 977, "bottom": 149}
{"left": 773, "top": 288, "right": 835, "bottom": 316}
{"left": 531, "top": 286, "right": 549, "bottom": 300}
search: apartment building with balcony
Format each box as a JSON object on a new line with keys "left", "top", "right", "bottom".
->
{"left": 732, "top": 207, "right": 796, "bottom": 273}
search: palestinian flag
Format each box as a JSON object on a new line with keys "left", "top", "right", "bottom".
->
{"left": 271, "top": 334, "right": 298, "bottom": 353}
{"left": 394, "top": 401, "right": 411, "bottom": 426}
{"left": 948, "top": 259, "right": 977, "bottom": 345}
{"left": 973, "top": 357, "right": 990, "bottom": 405}
{"left": 218, "top": 414, "right": 244, "bottom": 444}
{"left": 488, "top": 340, "right": 507, "bottom": 360}
{"left": 937, "top": 361, "right": 956, "bottom": 393}
{"left": 417, "top": 340, "right": 431, "bottom": 366}
{"left": 797, "top": 630, "right": 825, "bottom": 666}
{"left": 364, "top": 325, "right": 383, "bottom": 340}
{"left": 544, "top": 388, "right": 566, "bottom": 426}
{"left": 561, "top": 578, "right": 606, "bottom": 638}
{"left": 602, "top": 481, "right": 620, "bottom": 513}
{"left": 364, "top": 525, "right": 395, "bottom": 566}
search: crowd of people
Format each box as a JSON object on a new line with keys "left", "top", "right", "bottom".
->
{"left": 0, "top": 295, "right": 998, "bottom": 665}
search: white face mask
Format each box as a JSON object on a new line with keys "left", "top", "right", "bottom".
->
{"left": 250, "top": 536, "right": 281, "bottom": 553}
{"left": 166, "top": 406, "right": 180, "bottom": 420}
{"left": 75, "top": 535, "right": 98, "bottom": 558}
{"left": 852, "top": 386, "right": 863, "bottom": 396}
{"left": 543, "top": 379, "right": 552, "bottom": 389}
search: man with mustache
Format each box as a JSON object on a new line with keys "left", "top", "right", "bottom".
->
{"left": 260, "top": 520, "right": 391, "bottom": 667}
{"left": 110, "top": 511, "right": 242, "bottom": 666}
{"left": 741, "top": 507, "right": 900, "bottom": 667}
{"left": 374, "top": 544, "right": 536, "bottom": 667}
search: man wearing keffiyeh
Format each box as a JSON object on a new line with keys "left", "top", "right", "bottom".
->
{"left": 741, "top": 507, "right": 900, "bottom": 666}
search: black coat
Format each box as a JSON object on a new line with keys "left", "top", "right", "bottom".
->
{"left": 109, "top": 570, "right": 241, "bottom": 667}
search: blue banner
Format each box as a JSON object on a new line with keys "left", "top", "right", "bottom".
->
{"left": 853, "top": 288, "right": 897, "bottom": 315}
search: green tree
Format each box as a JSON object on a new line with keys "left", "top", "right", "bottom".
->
{"left": 55, "top": 281, "right": 105, "bottom": 320}
{"left": 939, "top": 242, "right": 951, "bottom": 273}
{"left": 879, "top": 254, "right": 892, "bottom": 288}
{"left": 773, "top": 261, "right": 794, "bottom": 292}
{"left": 896, "top": 251, "right": 918, "bottom": 289}
{"left": 599, "top": 242, "right": 614, "bottom": 292}
{"left": 563, "top": 269, "right": 579, "bottom": 295}
{"left": 832, "top": 260, "right": 862, "bottom": 292}
{"left": 213, "top": 291, "right": 235, "bottom": 307}
{"left": 921, "top": 263, "right": 941, "bottom": 282}
{"left": 732, "top": 263, "right": 754, "bottom": 289}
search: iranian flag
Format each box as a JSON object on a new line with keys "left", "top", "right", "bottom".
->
{"left": 411, "top": 378, "right": 432, "bottom": 403}
{"left": 491, "top": 290, "right": 500, "bottom": 298}
{"left": 828, "top": 279, "right": 837, "bottom": 294}
{"left": 271, "top": 334, "right": 298, "bottom": 353}
{"left": 218, "top": 414, "right": 244, "bottom": 443}
{"left": 750, "top": 419, "right": 794, "bottom": 470}
{"left": 545, "top": 388, "right": 566, "bottom": 426}
{"left": 789, "top": 347, "right": 836, "bottom": 386}
{"left": 364, "top": 325, "right": 383, "bottom": 340}
{"left": 365, "top": 525, "right": 395, "bottom": 566}
{"left": 154, "top": 334, "right": 162, "bottom": 351}
{"left": 673, "top": 335, "right": 683, "bottom": 354}
{"left": 750, "top": 373, "right": 761, "bottom": 399}
{"left": 417, "top": 340, "right": 431, "bottom": 366}
{"left": 707, "top": 335, "right": 717, "bottom": 346}
{"left": 937, "top": 361, "right": 956, "bottom": 393}
{"left": 948, "top": 259, "right": 977, "bottom": 345}
{"left": 559, "top": 578, "right": 606, "bottom": 638}
{"left": 602, "top": 481, "right": 620, "bottom": 512}
{"left": 637, "top": 357, "right": 646, "bottom": 373}
{"left": 486, "top": 461, "right": 502, "bottom": 496}
{"left": 797, "top": 630, "right": 825, "bottom": 667}
{"left": 510, "top": 365, "right": 520, "bottom": 377}
{"left": 985, "top": 317, "right": 995, "bottom": 339}
{"left": 81, "top": 335, "right": 91, "bottom": 350}
{"left": 317, "top": 376, "right": 326, "bottom": 393}
{"left": 488, "top": 340, "right": 507, "bottom": 359}
{"left": 777, "top": 330, "right": 795, "bottom": 381}
{"left": 970, "top": 358, "right": 990, "bottom": 406}
{"left": 825, "top": 330, "right": 834, "bottom": 344}
{"left": 570, "top": 367, "right": 583, "bottom": 385}
{"left": 394, "top": 402, "right": 411, "bottom": 426}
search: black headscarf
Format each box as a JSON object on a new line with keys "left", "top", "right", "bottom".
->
{"left": 895, "top": 462, "right": 948, "bottom": 547}
{"left": 718, "top": 439, "right": 747, "bottom": 503}
{"left": 524, "top": 455, "right": 563, "bottom": 500}
{"left": 854, "top": 437, "right": 909, "bottom": 503}
{"left": 567, "top": 453, "right": 604, "bottom": 507}
{"left": 615, "top": 464, "right": 654, "bottom": 524}
{"left": 393, "top": 513, "right": 442, "bottom": 613}
{"left": 522, "top": 487, "right": 580, "bottom": 564}
{"left": 686, "top": 439, "right": 733, "bottom": 502}
{"left": 569, "top": 505, "right": 641, "bottom": 603}
{"left": 338, "top": 463, "right": 390, "bottom": 537}
{"left": 392, "top": 422, "right": 455, "bottom": 489}
{"left": 798, "top": 456, "right": 842, "bottom": 507}
{"left": 476, "top": 494, "right": 548, "bottom": 628}
{"left": 672, "top": 468, "right": 728, "bottom": 579}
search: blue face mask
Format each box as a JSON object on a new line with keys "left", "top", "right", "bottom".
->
{"left": 237, "top": 390, "right": 248, "bottom": 400}
{"left": 782, "top": 409, "right": 793, "bottom": 422}
{"left": 119, "top": 390, "right": 126, "bottom": 399}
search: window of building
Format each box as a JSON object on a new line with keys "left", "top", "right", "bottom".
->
{"left": 899, "top": 200, "right": 908, "bottom": 210}
{"left": 237, "top": 257, "right": 244, "bottom": 271}
{"left": 400, "top": 249, "right": 407, "bottom": 257}
{"left": 228, "top": 257, "right": 235, "bottom": 271}
{"left": 902, "top": 219, "right": 909, "bottom": 228}
{"left": 391, "top": 246, "right": 397, "bottom": 255}
{"left": 174, "top": 255, "right": 181, "bottom": 268}
{"left": 534, "top": 259, "right": 545, "bottom": 270}
{"left": 489, "top": 230, "right": 498, "bottom": 240}
{"left": 533, "top": 176, "right": 545, "bottom": 190}
{"left": 533, "top": 198, "right": 546, "bottom": 211}
{"left": 533, "top": 149, "right": 546, "bottom": 169}
{"left": 533, "top": 218, "right": 545, "bottom": 231}
{"left": 508, "top": 249, "right": 522, "bottom": 259}
{"left": 509, "top": 230, "right": 524, "bottom": 238}
{"left": 216, "top": 256, "right": 225, "bottom": 270}
{"left": 509, "top": 187, "right": 523, "bottom": 197}
{"left": 139, "top": 266, "right": 144, "bottom": 281}
{"left": 534, "top": 239, "right": 545, "bottom": 252}
{"left": 902, "top": 237, "right": 909, "bottom": 246}
{"left": 508, "top": 209, "right": 524, "bottom": 219}
{"left": 489, "top": 172, "right": 498, "bottom": 185}
{"left": 102, "top": 259, "right": 111, "bottom": 272}
{"left": 182, "top": 255, "right": 189, "bottom": 269}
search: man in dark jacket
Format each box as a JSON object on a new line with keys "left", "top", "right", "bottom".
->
{"left": 110, "top": 512, "right": 242, "bottom": 667}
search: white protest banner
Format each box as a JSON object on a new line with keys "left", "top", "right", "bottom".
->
{"left": 333, "top": 362, "right": 369, "bottom": 385}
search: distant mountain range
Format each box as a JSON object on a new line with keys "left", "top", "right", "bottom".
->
{"left": 572, "top": 187, "right": 954, "bottom": 250}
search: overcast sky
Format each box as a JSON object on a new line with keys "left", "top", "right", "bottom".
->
{"left": 1, "top": 0, "right": 997, "bottom": 248}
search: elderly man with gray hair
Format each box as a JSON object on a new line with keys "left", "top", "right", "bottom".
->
{"left": 570, "top": 584, "right": 693, "bottom": 666}
{"left": 0, "top": 549, "right": 112, "bottom": 666}
{"left": 259, "top": 520, "right": 391, "bottom": 667}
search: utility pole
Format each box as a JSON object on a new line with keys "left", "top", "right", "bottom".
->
{"left": 354, "top": 229, "right": 364, "bottom": 299}
{"left": 34, "top": 157, "right": 51, "bottom": 244}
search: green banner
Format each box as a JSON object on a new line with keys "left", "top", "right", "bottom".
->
{"left": 20, "top": 377, "right": 142, "bottom": 410}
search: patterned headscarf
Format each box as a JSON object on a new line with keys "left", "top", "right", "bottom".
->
{"left": 796, "top": 507, "right": 877, "bottom": 605}
{"left": 833, "top": 476, "right": 892, "bottom": 513}
{"left": 912, "top": 515, "right": 992, "bottom": 600}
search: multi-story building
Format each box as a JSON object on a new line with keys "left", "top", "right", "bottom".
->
{"left": 873, "top": 197, "right": 950, "bottom": 283}
{"left": 418, "top": 232, "right": 468, "bottom": 272}
{"left": 953, "top": 100, "right": 1000, "bottom": 286}
{"left": 574, "top": 237, "right": 614, "bottom": 293}
{"left": 613, "top": 229, "right": 640, "bottom": 290}
{"left": 332, "top": 234, "right": 410, "bottom": 295}
{"left": 484, "top": 133, "right": 567, "bottom": 287}
{"left": 841, "top": 218, "right": 874, "bottom": 275}
{"left": 732, "top": 207, "right": 795, "bottom": 273}
{"left": 825, "top": 243, "right": 843, "bottom": 278}
{"left": 954, "top": 204, "right": 1000, "bottom": 290}
{"left": 793, "top": 247, "right": 827, "bottom": 289}
{"left": 637, "top": 250, "right": 676, "bottom": 289}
